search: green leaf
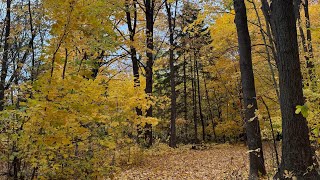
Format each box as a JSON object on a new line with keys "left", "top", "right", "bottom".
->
{"left": 295, "top": 104, "right": 308, "bottom": 118}
{"left": 295, "top": 105, "right": 302, "bottom": 114}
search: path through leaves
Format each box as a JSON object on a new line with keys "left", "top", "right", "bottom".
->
{"left": 117, "top": 143, "right": 277, "bottom": 179}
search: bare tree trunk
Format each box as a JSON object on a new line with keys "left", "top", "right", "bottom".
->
{"left": 271, "top": 0, "right": 320, "bottom": 178}
{"left": 261, "top": 0, "right": 279, "bottom": 69}
{"left": 183, "top": 54, "right": 188, "bottom": 139}
{"left": 195, "top": 56, "right": 205, "bottom": 142}
{"left": 233, "top": 0, "right": 266, "bottom": 178}
{"left": 191, "top": 57, "right": 198, "bottom": 143}
{"left": 28, "top": 0, "right": 36, "bottom": 82}
{"left": 165, "top": 0, "right": 177, "bottom": 148}
{"left": 250, "top": 0, "right": 280, "bottom": 101}
{"left": 294, "top": 0, "right": 316, "bottom": 88}
{"left": 62, "top": 48, "right": 68, "bottom": 79}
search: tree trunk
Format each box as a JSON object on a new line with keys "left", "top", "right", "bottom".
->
{"left": 195, "top": 56, "right": 205, "bottom": 141}
{"left": 125, "top": 0, "right": 142, "bottom": 116}
{"left": 203, "top": 72, "right": 216, "bottom": 140}
{"left": 28, "top": 0, "right": 36, "bottom": 82}
{"left": 144, "top": 0, "right": 154, "bottom": 147}
{"left": 0, "top": 0, "right": 11, "bottom": 111}
{"left": 183, "top": 54, "right": 188, "bottom": 139}
{"left": 233, "top": 0, "right": 266, "bottom": 179}
{"left": 191, "top": 57, "right": 198, "bottom": 143}
{"left": 165, "top": 0, "right": 177, "bottom": 148}
{"left": 271, "top": 0, "right": 320, "bottom": 179}
{"left": 125, "top": 0, "right": 144, "bottom": 143}
{"left": 294, "top": 0, "right": 316, "bottom": 88}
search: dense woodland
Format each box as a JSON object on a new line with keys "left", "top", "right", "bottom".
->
{"left": 0, "top": 0, "right": 320, "bottom": 179}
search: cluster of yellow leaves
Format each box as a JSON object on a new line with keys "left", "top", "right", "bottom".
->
{"left": 0, "top": 66, "right": 158, "bottom": 178}
{"left": 43, "top": 0, "right": 122, "bottom": 55}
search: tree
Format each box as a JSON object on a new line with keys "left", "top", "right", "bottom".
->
{"left": 233, "top": 0, "right": 266, "bottom": 179}
{"left": 0, "top": 0, "right": 11, "bottom": 111}
{"left": 124, "top": 0, "right": 143, "bottom": 116}
{"left": 143, "top": 0, "right": 155, "bottom": 147}
{"left": 294, "top": 0, "right": 316, "bottom": 88}
{"left": 165, "top": 0, "right": 177, "bottom": 148}
{"left": 271, "top": 0, "right": 320, "bottom": 178}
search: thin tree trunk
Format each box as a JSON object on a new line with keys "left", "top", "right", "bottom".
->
{"left": 250, "top": 0, "right": 280, "bottom": 101}
{"left": 261, "top": 0, "right": 279, "bottom": 69}
{"left": 271, "top": 0, "right": 320, "bottom": 178}
{"left": 304, "top": 0, "right": 316, "bottom": 88}
{"left": 195, "top": 56, "right": 205, "bottom": 141}
{"left": 203, "top": 72, "right": 216, "bottom": 140}
{"left": 62, "top": 48, "right": 68, "bottom": 79}
{"left": 260, "top": 96, "right": 280, "bottom": 167}
{"left": 295, "top": 0, "right": 316, "bottom": 88}
{"left": 233, "top": 0, "right": 266, "bottom": 178}
{"left": 191, "top": 57, "right": 198, "bottom": 143}
{"left": 0, "top": 0, "right": 11, "bottom": 111}
{"left": 125, "top": 0, "right": 142, "bottom": 116}
{"left": 165, "top": 0, "right": 177, "bottom": 148}
{"left": 183, "top": 54, "right": 188, "bottom": 139}
{"left": 28, "top": 0, "right": 36, "bottom": 82}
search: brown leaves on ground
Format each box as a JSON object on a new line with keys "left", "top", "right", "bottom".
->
{"left": 117, "top": 142, "right": 278, "bottom": 180}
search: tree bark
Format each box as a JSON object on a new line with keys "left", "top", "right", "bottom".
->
{"left": 125, "top": 0, "right": 142, "bottom": 116}
{"left": 191, "top": 57, "right": 198, "bottom": 143}
{"left": 271, "top": 0, "right": 320, "bottom": 178}
{"left": 144, "top": 0, "right": 154, "bottom": 147}
{"left": 165, "top": 0, "right": 177, "bottom": 148}
{"left": 183, "top": 54, "right": 188, "bottom": 139}
{"left": 233, "top": 0, "right": 266, "bottom": 179}
{"left": 0, "top": 0, "right": 11, "bottom": 111}
{"left": 195, "top": 56, "right": 205, "bottom": 142}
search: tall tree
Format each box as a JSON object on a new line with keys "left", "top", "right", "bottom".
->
{"left": 271, "top": 0, "right": 320, "bottom": 178}
{"left": 144, "top": 0, "right": 155, "bottom": 147}
{"left": 191, "top": 57, "right": 198, "bottom": 143}
{"left": 233, "top": 0, "right": 266, "bottom": 179}
{"left": 195, "top": 57, "right": 205, "bottom": 141}
{"left": 125, "top": 0, "right": 142, "bottom": 116}
{"left": 0, "top": 0, "right": 11, "bottom": 111}
{"left": 165, "top": 0, "right": 177, "bottom": 148}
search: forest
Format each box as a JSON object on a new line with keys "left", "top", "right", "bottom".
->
{"left": 0, "top": 0, "right": 320, "bottom": 179}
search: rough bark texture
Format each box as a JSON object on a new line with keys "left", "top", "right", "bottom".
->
{"left": 144, "top": 0, "right": 154, "bottom": 147}
{"left": 271, "top": 0, "right": 320, "bottom": 179}
{"left": 233, "top": 0, "right": 266, "bottom": 179}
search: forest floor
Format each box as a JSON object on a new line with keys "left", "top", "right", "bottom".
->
{"left": 117, "top": 142, "right": 278, "bottom": 180}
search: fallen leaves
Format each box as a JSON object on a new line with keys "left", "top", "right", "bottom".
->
{"left": 116, "top": 143, "right": 278, "bottom": 180}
